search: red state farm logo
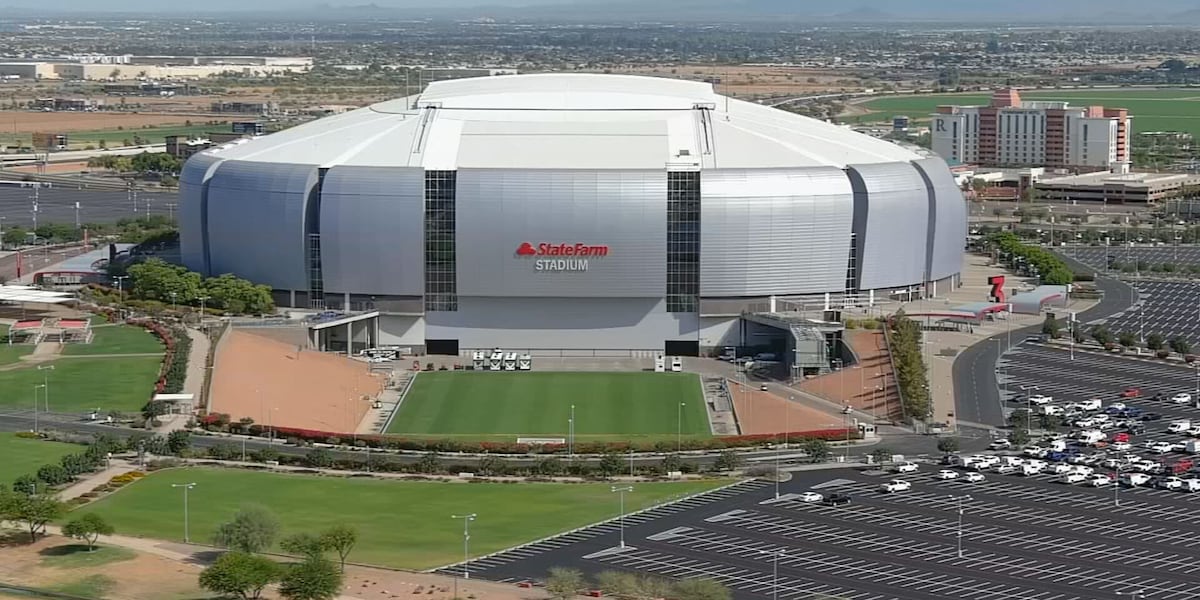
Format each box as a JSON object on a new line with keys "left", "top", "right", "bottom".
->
{"left": 514, "top": 242, "right": 609, "bottom": 257}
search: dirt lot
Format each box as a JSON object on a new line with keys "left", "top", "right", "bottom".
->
{"left": 0, "top": 535, "right": 204, "bottom": 600}
{"left": 608, "top": 64, "right": 861, "bottom": 98}
{"left": 728, "top": 381, "right": 843, "bottom": 434}
{"left": 0, "top": 111, "right": 219, "bottom": 135}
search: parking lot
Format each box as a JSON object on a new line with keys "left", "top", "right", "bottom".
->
{"left": 443, "top": 467, "right": 1200, "bottom": 600}
{"left": 1091, "top": 280, "right": 1200, "bottom": 347}
{"left": 1072, "top": 245, "right": 1200, "bottom": 272}
{"left": 0, "top": 186, "right": 176, "bottom": 227}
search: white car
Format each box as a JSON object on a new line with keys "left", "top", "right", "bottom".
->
{"left": 1028, "top": 394, "right": 1053, "bottom": 406}
{"left": 1110, "top": 441, "right": 1133, "bottom": 452}
{"left": 1092, "top": 414, "right": 1111, "bottom": 423}
{"left": 935, "top": 470, "right": 960, "bottom": 480}
{"left": 1088, "top": 474, "right": 1114, "bottom": 487}
{"left": 1173, "top": 393, "right": 1193, "bottom": 404}
{"left": 988, "top": 439, "right": 1012, "bottom": 450}
{"left": 894, "top": 462, "right": 919, "bottom": 474}
{"left": 1068, "top": 454, "right": 1093, "bottom": 465}
{"left": 880, "top": 480, "right": 912, "bottom": 493}
{"left": 1074, "top": 418, "right": 1097, "bottom": 428}
{"left": 973, "top": 456, "right": 1000, "bottom": 470}
{"left": 1149, "top": 442, "right": 1175, "bottom": 454}
{"left": 1081, "top": 399, "right": 1103, "bottom": 411}
{"left": 993, "top": 464, "right": 1018, "bottom": 475}
{"left": 1060, "top": 472, "right": 1087, "bottom": 484}
{"left": 1051, "top": 463, "right": 1075, "bottom": 474}
{"left": 1168, "top": 421, "right": 1192, "bottom": 433}
{"left": 1107, "top": 402, "right": 1126, "bottom": 412}
{"left": 1159, "top": 476, "right": 1185, "bottom": 490}
{"left": 1072, "top": 465, "right": 1095, "bottom": 476}
{"left": 963, "top": 472, "right": 986, "bottom": 483}
{"left": 1041, "top": 405, "right": 1065, "bottom": 416}
{"left": 1120, "top": 473, "right": 1152, "bottom": 487}
{"left": 797, "top": 492, "right": 823, "bottom": 503}
{"left": 1022, "top": 446, "right": 1047, "bottom": 458}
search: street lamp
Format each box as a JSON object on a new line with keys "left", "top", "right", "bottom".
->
{"left": 197, "top": 295, "right": 210, "bottom": 322}
{"left": 842, "top": 405, "right": 854, "bottom": 460}
{"left": 677, "top": 402, "right": 686, "bottom": 453}
{"left": 171, "top": 482, "right": 197, "bottom": 543}
{"left": 950, "top": 494, "right": 971, "bottom": 558}
{"left": 169, "top": 291, "right": 177, "bottom": 313}
{"left": 113, "top": 275, "right": 129, "bottom": 303}
{"left": 1020, "top": 385, "right": 1039, "bottom": 437}
{"left": 611, "top": 485, "right": 633, "bottom": 549}
{"left": 568, "top": 404, "right": 575, "bottom": 461}
{"left": 36, "top": 364, "right": 54, "bottom": 412}
{"left": 1116, "top": 590, "right": 1145, "bottom": 600}
{"left": 32, "top": 384, "right": 45, "bottom": 433}
{"left": 451, "top": 513, "right": 477, "bottom": 600}
{"left": 757, "top": 549, "right": 785, "bottom": 600}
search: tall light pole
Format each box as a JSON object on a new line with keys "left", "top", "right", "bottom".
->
{"left": 451, "top": 513, "right": 477, "bottom": 600}
{"left": 1021, "top": 385, "right": 1038, "bottom": 437}
{"left": 36, "top": 364, "right": 54, "bottom": 412}
{"left": 568, "top": 404, "right": 575, "bottom": 461}
{"left": 1117, "top": 590, "right": 1145, "bottom": 600}
{"left": 170, "top": 291, "right": 178, "bottom": 313}
{"left": 677, "top": 402, "right": 686, "bottom": 453}
{"left": 842, "top": 405, "right": 853, "bottom": 460}
{"left": 171, "top": 482, "right": 196, "bottom": 543}
{"left": 33, "top": 384, "right": 44, "bottom": 433}
{"left": 198, "top": 295, "right": 210, "bottom": 322}
{"left": 951, "top": 494, "right": 971, "bottom": 558}
{"left": 113, "top": 275, "right": 129, "bottom": 304}
{"left": 611, "top": 485, "right": 633, "bottom": 549}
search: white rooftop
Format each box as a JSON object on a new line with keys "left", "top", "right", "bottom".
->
{"left": 0, "top": 285, "right": 73, "bottom": 304}
{"left": 200, "top": 73, "right": 924, "bottom": 170}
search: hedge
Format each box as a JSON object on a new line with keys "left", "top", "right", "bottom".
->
{"left": 204, "top": 424, "right": 861, "bottom": 455}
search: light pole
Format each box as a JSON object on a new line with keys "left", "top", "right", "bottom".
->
{"left": 33, "top": 384, "right": 44, "bottom": 433}
{"left": 611, "top": 485, "right": 633, "bottom": 549}
{"left": 113, "top": 275, "right": 129, "bottom": 303}
{"left": 170, "top": 291, "right": 177, "bottom": 313}
{"left": 677, "top": 402, "right": 685, "bottom": 453}
{"left": 1021, "top": 385, "right": 1038, "bottom": 437}
{"left": 1117, "top": 590, "right": 1145, "bottom": 600}
{"left": 198, "top": 295, "right": 210, "bottom": 323}
{"left": 842, "top": 405, "right": 853, "bottom": 460}
{"left": 451, "top": 513, "right": 477, "bottom": 600}
{"left": 568, "top": 404, "right": 575, "bottom": 461}
{"left": 171, "top": 482, "right": 196, "bottom": 543}
{"left": 951, "top": 494, "right": 971, "bottom": 558}
{"left": 36, "top": 364, "right": 54, "bottom": 412}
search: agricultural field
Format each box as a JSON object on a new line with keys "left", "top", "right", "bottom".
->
{"left": 848, "top": 88, "right": 1200, "bottom": 137}
{"left": 0, "top": 110, "right": 230, "bottom": 149}
{"left": 71, "top": 467, "right": 729, "bottom": 569}
{"left": 0, "top": 433, "right": 79, "bottom": 485}
{"left": 386, "top": 371, "right": 709, "bottom": 440}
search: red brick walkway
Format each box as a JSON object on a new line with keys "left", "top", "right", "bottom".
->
{"left": 798, "top": 330, "right": 901, "bottom": 422}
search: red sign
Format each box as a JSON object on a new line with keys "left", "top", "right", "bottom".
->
{"left": 988, "top": 275, "right": 1006, "bottom": 303}
{"left": 515, "top": 242, "right": 609, "bottom": 258}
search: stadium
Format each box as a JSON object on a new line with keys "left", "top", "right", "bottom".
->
{"left": 179, "top": 73, "right": 965, "bottom": 358}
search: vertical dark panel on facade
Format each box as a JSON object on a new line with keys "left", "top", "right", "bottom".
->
{"left": 306, "top": 168, "right": 327, "bottom": 308}
{"left": 667, "top": 171, "right": 700, "bottom": 313}
{"left": 424, "top": 170, "right": 457, "bottom": 312}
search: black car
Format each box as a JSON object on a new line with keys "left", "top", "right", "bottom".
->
{"left": 823, "top": 493, "right": 852, "bottom": 506}
{"left": 1140, "top": 413, "right": 1164, "bottom": 422}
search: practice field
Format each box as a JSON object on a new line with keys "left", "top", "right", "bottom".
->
{"left": 71, "top": 468, "right": 728, "bottom": 569}
{"left": 385, "top": 371, "right": 710, "bottom": 440}
{"left": 850, "top": 88, "right": 1200, "bottom": 137}
{"left": 0, "top": 356, "right": 163, "bottom": 413}
{"left": 0, "top": 433, "right": 79, "bottom": 485}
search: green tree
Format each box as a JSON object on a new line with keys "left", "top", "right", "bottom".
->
{"left": 320, "top": 524, "right": 357, "bottom": 573}
{"left": 127, "top": 258, "right": 203, "bottom": 304}
{"left": 1171, "top": 336, "right": 1193, "bottom": 356}
{"left": 1041, "top": 314, "right": 1061, "bottom": 339}
{"left": 1118, "top": 331, "right": 1138, "bottom": 349}
{"left": 167, "top": 430, "right": 191, "bottom": 456}
{"left": 199, "top": 551, "right": 283, "bottom": 600}
{"left": 669, "top": 578, "right": 732, "bottom": 600}
{"left": 936, "top": 437, "right": 960, "bottom": 454}
{"left": 1091, "top": 326, "right": 1114, "bottom": 346}
{"left": 597, "top": 452, "right": 624, "bottom": 477}
{"left": 1146, "top": 332, "right": 1165, "bottom": 351}
{"left": 278, "top": 557, "right": 342, "bottom": 600}
{"left": 596, "top": 571, "right": 641, "bottom": 599}
{"left": 36, "top": 463, "right": 71, "bottom": 486}
{"left": 61, "top": 514, "right": 114, "bottom": 551}
{"left": 7, "top": 493, "right": 65, "bottom": 542}
{"left": 305, "top": 448, "right": 334, "bottom": 468}
{"left": 546, "top": 567, "right": 586, "bottom": 600}
{"left": 203, "top": 273, "right": 275, "bottom": 314}
{"left": 11, "top": 474, "right": 38, "bottom": 495}
{"left": 1010, "top": 428, "right": 1031, "bottom": 447}
{"left": 1008, "top": 409, "right": 1031, "bottom": 431}
{"left": 869, "top": 447, "right": 892, "bottom": 466}
{"left": 213, "top": 505, "right": 280, "bottom": 554}
{"left": 801, "top": 438, "right": 830, "bottom": 463}
{"left": 712, "top": 450, "right": 743, "bottom": 472}
{"left": 280, "top": 532, "right": 326, "bottom": 560}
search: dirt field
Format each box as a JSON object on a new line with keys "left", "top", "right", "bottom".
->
{"left": 345, "top": 567, "right": 548, "bottom": 600}
{"left": 210, "top": 330, "right": 385, "bottom": 432}
{"left": 728, "top": 381, "right": 843, "bottom": 435}
{"left": 609, "top": 64, "right": 861, "bottom": 98}
{"left": 0, "top": 536, "right": 204, "bottom": 600}
{"left": 0, "top": 111, "right": 219, "bottom": 135}
{"left": 798, "top": 330, "right": 900, "bottom": 421}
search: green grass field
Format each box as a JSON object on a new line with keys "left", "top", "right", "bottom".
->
{"left": 63, "top": 324, "right": 164, "bottom": 356}
{"left": 0, "top": 343, "right": 33, "bottom": 366}
{"left": 851, "top": 88, "right": 1200, "bottom": 137}
{"left": 0, "top": 356, "right": 163, "bottom": 413}
{"left": 386, "top": 371, "right": 709, "bottom": 440}
{"left": 0, "top": 433, "right": 79, "bottom": 485}
{"left": 69, "top": 122, "right": 231, "bottom": 146}
{"left": 71, "top": 468, "right": 728, "bottom": 569}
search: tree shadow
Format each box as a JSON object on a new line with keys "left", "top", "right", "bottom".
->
{"left": 0, "top": 531, "right": 33, "bottom": 548}
{"left": 183, "top": 549, "right": 224, "bottom": 567}
{"left": 39, "top": 543, "right": 94, "bottom": 557}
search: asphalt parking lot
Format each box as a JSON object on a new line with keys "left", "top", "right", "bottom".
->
{"left": 1073, "top": 246, "right": 1200, "bottom": 271}
{"left": 441, "top": 469, "right": 1200, "bottom": 600}
{"left": 1092, "top": 280, "right": 1200, "bottom": 347}
{"left": 0, "top": 186, "right": 177, "bottom": 227}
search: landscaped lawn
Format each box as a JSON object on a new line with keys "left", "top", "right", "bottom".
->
{"left": 63, "top": 325, "right": 164, "bottom": 356}
{"left": 72, "top": 467, "right": 729, "bottom": 569}
{"left": 0, "top": 432, "right": 79, "bottom": 486}
{"left": 0, "top": 357, "right": 162, "bottom": 414}
{"left": 0, "top": 343, "right": 33, "bottom": 366}
{"left": 386, "top": 371, "right": 709, "bottom": 440}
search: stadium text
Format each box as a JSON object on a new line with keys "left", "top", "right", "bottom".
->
{"left": 536, "top": 259, "right": 589, "bottom": 272}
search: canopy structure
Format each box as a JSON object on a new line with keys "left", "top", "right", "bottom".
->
{"left": 0, "top": 285, "right": 73, "bottom": 304}
{"left": 1009, "top": 285, "right": 1069, "bottom": 315}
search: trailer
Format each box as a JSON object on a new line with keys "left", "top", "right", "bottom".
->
{"left": 518, "top": 354, "right": 532, "bottom": 371}
{"left": 654, "top": 355, "right": 666, "bottom": 372}
{"left": 670, "top": 356, "right": 683, "bottom": 372}
{"left": 489, "top": 350, "right": 504, "bottom": 371}
{"left": 472, "top": 351, "right": 485, "bottom": 370}
{"left": 503, "top": 352, "right": 518, "bottom": 371}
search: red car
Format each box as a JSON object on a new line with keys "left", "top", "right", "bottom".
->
{"left": 1121, "top": 388, "right": 1142, "bottom": 398}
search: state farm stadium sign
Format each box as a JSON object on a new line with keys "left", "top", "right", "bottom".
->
{"left": 515, "top": 242, "right": 609, "bottom": 272}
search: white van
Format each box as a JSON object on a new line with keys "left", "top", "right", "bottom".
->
{"left": 1183, "top": 478, "right": 1200, "bottom": 493}
{"left": 1169, "top": 420, "right": 1192, "bottom": 434}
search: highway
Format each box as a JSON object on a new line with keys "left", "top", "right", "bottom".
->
{"left": 952, "top": 257, "right": 1134, "bottom": 427}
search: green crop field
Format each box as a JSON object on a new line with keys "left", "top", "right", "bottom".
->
{"left": 63, "top": 324, "right": 164, "bottom": 356}
{"left": 0, "top": 433, "right": 79, "bottom": 485}
{"left": 850, "top": 88, "right": 1200, "bottom": 137}
{"left": 71, "top": 468, "right": 729, "bottom": 569}
{"left": 385, "top": 371, "right": 709, "bottom": 440}
{"left": 0, "top": 356, "right": 162, "bottom": 414}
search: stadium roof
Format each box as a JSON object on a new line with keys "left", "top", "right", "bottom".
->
{"left": 201, "top": 73, "right": 924, "bottom": 170}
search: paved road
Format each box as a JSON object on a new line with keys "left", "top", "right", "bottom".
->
{"left": 0, "top": 186, "right": 177, "bottom": 228}
{"left": 442, "top": 467, "right": 1200, "bottom": 600}
{"left": 953, "top": 262, "right": 1135, "bottom": 428}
